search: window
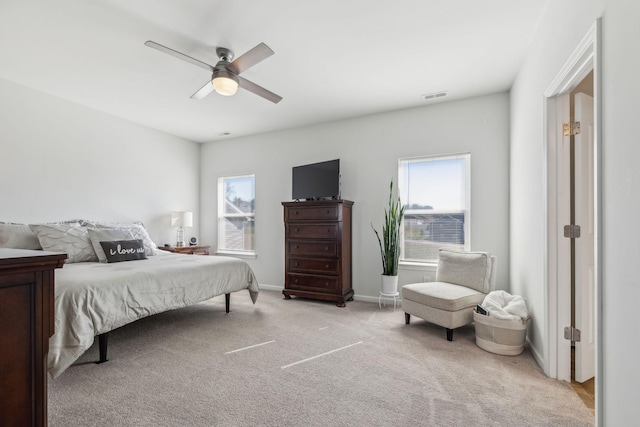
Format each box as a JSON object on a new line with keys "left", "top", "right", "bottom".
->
{"left": 218, "top": 174, "right": 255, "bottom": 255}
{"left": 398, "top": 153, "right": 470, "bottom": 263}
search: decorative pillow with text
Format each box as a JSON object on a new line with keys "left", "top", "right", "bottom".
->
{"left": 100, "top": 239, "right": 147, "bottom": 263}
{"left": 88, "top": 227, "right": 135, "bottom": 263}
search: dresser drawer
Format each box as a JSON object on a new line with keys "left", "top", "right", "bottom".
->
{"left": 285, "top": 205, "right": 339, "bottom": 221}
{"left": 287, "top": 240, "right": 338, "bottom": 257}
{"left": 287, "top": 223, "right": 339, "bottom": 239}
{"left": 287, "top": 273, "right": 338, "bottom": 292}
{"left": 288, "top": 258, "right": 339, "bottom": 275}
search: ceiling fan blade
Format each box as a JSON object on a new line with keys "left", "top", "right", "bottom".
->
{"left": 238, "top": 76, "right": 282, "bottom": 104}
{"left": 190, "top": 80, "right": 215, "bottom": 100}
{"left": 227, "top": 43, "right": 274, "bottom": 75}
{"left": 145, "top": 40, "right": 214, "bottom": 73}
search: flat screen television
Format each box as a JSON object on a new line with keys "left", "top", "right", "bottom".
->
{"left": 292, "top": 159, "right": 341, "bottom": 200}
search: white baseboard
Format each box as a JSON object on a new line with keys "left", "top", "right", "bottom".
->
{"left": 354, "top": 294, "right": 403, "bottom": 307}
{"left": 256, "top": 284, "right": 402, "bottom": 307}
{"left": 527, "top": 337, "right": 545, "bottom": 373}
{"left": 258, "top": 284, "right": 284, "bottom": 292}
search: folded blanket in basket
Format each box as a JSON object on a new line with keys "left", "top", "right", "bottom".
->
{"left": 482, "top": 290, "right": 528, "bottom": 320}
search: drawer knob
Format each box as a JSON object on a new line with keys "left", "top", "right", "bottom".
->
{"left": 325, "top": 281, "right": 329, "bottom": 286}
{"left": 325, "top": 246, "right": 329, "bottom": 251}
{"left": 295, "top": 210, "right": 299, "bottom": 215}
{"left": 295, "top": 245, "right": 299, "bottom": 249}
{"left": 294, "top": 279, "right": 298, "bottom": 284}
{"left": 325, "top": 264, "right": 329, "bottom": 269}
{"left": 295, "top": 228, "right": 299, "bottom": 232}
{"left": 294, "top": 262, "right": 299, "bottom": 267}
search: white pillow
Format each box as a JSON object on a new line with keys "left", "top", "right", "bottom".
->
{"left": 0, "top": 223, "right": 42, "bottom": 249}
{"left": 87, "top": 221, "right": 157, "bottom": 256}
{"left": 29, "top": 223, "right": 98, "bottom": 263}
{"left": 87, "top": 227, "right": 136, "bottom": 263}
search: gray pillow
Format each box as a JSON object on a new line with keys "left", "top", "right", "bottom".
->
{"left": 29, "top": 223, "right": 98, "bottom": 263}
{"left": 436, "top": 249, "right": 492, "bottom": 293}
{"left": 100, "top": 239, "right": 147, "bottom": 263}
{"left": 0, "top": 223, "right": 42, "bottom": 249}
{"left": 87, "top": 227, "right": 135, "bottom": 263}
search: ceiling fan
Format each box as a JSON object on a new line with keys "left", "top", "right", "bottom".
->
{"left": 144, "top": 40, "right": 282, "bottom": 104}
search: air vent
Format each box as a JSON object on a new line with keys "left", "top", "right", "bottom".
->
{"left": 423, "top": 91, "right": 448, "bottom": 101}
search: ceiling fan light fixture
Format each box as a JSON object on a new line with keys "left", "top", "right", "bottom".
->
{"left": 212, "top": 72, "right": 239, "bottom": 96}
{"left": 145, "top": 40, "right": 280, "bottom": 103}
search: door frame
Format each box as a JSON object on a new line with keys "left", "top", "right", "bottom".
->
{"left": 543, "top": 19, "right": 602, "bottom": 423}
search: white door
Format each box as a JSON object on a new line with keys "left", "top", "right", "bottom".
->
{"left": 574, "top": 92, "right": 595, "bottom": 383}
{"left": 556, "top": 93, "right": 572, "bottom": 382}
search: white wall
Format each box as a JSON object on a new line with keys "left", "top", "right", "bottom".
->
{"left": 201, "top": 93, "right": 510, "bottom": 300}
{"left": 600, "top": 0, "right": 640, "bottom": 423}
{"left": 0, "top": 78, "right": 200, "bottom": 245}
{"left": 511, "top": 0, "right": 640, "bottom": 423}
{"left": 510, "top": 0, "right": 604, "bottom": 368}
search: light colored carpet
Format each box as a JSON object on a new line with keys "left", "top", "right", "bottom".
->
{"left": 49, "top": 289, "right": 594, "bottom": 426}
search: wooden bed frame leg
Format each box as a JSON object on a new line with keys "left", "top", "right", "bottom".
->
{"left": 225, "top": 293, "right": 230, "bottom": 313}
{"left": 96, "top": 333, "right": 109, "bottom": 364}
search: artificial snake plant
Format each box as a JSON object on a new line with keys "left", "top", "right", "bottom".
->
{"left": 372, "top": 180, "right": 405, "bottom": 276}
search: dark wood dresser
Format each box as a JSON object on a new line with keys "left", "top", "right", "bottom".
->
{"left": 0, "top": 249, "right": 66, "bottom": 427}
{"left": 282, "top": 200, "right": 354, "bottom": 307}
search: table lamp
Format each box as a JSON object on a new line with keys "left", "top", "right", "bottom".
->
{"left": 171, "top": 211, "right": 193, "bottom": 247}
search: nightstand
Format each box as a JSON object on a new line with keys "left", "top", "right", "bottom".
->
{"left": 158, "top": 244, "right": 211, "bottom": 255}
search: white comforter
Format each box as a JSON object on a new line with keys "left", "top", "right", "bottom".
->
{"left": 49, "top": 251, "right": 258, "bottom": 378}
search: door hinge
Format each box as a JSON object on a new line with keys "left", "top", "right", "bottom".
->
{"left": 563, "top": 121, "right": 581, "bottom": 136}
{"left": 563, "top": 224, "right": 581, "bottom": 239}
{"left": 564, "top": 326, "right": 581, "bottom": 342}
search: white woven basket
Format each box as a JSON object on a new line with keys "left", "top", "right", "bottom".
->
{"left": 473, "top": 310, "right": 529, "bottom": 356}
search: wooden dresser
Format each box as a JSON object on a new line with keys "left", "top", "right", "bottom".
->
{"left": 282, "top": 200, "right": 354, "bottom": 307}
{"left": 0, "top": 249, "right": 66, "bottom": 427}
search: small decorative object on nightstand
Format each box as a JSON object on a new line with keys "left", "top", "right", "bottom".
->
{"left": 159, "top": 244, "right": 210, "bottom": 255}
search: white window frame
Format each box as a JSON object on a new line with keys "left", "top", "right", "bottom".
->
{"left": 398, "top": 153, "right": 471, "bottom": 266}
{"left": 217, "top": 174, "right": 256, "bottom": 258}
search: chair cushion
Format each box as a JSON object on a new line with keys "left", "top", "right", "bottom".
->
{"left": 402, "top": 282, "right": 486, "bottom": 312}
{"left": 436, "top": 249, "right": 492, "bottom": 293}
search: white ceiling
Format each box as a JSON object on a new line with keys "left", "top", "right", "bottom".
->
{"left": 0, "top": 0, "right": 547, "bottom": 143}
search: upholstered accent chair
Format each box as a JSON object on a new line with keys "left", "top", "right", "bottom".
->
{"left": 402, "top": 249, "right": 496, "bottom": 341}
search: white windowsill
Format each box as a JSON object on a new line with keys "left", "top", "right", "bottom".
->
{"left": 399, "top": 260, "right": 437, "bottom": 271}
{"left": 215, "top": 251, "right": 257, "bottom": 260}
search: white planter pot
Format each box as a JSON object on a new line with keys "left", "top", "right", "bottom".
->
{"left": 381, "top": 275, "right": 399, "bottom": 294}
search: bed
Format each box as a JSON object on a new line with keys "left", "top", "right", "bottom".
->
{"left": 0, "top": 220, "right": 259, "bottom": 379}
{"left": 48, "top": 251, "right": 258, "bottom": 378}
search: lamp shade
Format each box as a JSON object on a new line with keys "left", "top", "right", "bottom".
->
{"left": 171, "top": 211, "right": 193, "bottom": 227}
{"left": 212, "top": 76, "right": 239, "bottom": 96}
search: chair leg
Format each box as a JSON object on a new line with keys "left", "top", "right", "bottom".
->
{"left": 446, "top": 328, "right": 453, "bottom": 341}
{"left": 405, "top": 313, "right": 410, "bottom": 324}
